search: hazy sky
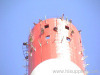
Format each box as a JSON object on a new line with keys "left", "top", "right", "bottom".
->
{"left": 0, "top": 0, "right": 100, "bottom": 75}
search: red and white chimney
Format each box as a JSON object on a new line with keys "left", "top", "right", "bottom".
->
{"left": 27, "top": 18, "right": 86, "bottom": 75}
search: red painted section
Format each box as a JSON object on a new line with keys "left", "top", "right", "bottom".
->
{"left": 69, "top": 24, "right": 84, "bottom": 71}
{"left": 28, "top": 18, "right": 85, "bottom": 75}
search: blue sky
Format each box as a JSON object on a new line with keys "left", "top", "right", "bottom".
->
{"left": 0, "top": 0, "right": 100, "bottom": 75}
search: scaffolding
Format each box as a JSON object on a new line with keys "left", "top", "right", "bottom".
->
{"left": 22, "top": 42, "right": 29, "bottom": 75}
